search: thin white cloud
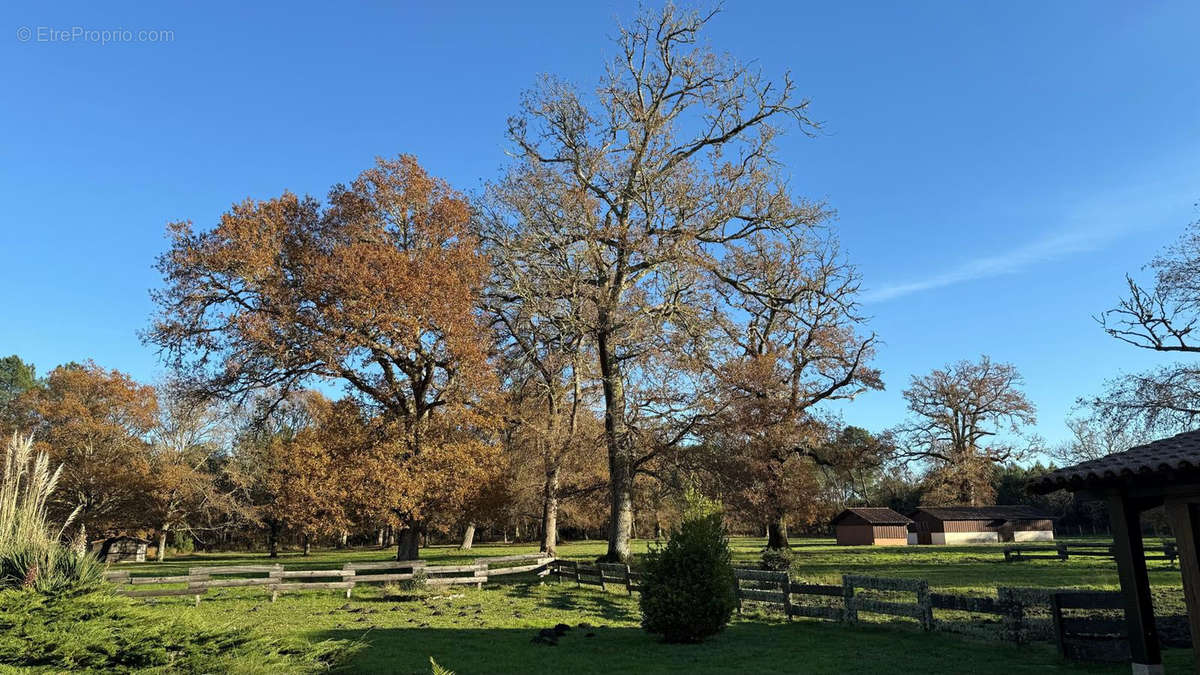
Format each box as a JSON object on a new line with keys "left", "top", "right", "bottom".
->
{"left": 860, "top": 155, "right": 1200, "bottom": 304}
{"left": 862, "top": 229, "right": 1111, "bottom": 303}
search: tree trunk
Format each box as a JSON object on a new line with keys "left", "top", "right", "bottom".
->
{"left": 460, "top": 523, "right": 476, "bottom": 550}
{"left": 767, "top": 515, "right": 789, "bottom": 550}
{"left": 268, "top": 522, "right": 279, "bottom": 558}
{"left": 605, "top": 467, "right": 635, "bottom": 562}
{"left": 157, "top": 526, "right": 168, "bottom": 563}
{"left": 386, "top": 525, "right": 395, "bottom": 548}
{"left": 540, "top": 466, "right": 560, "bottom": 555}
{"left": 598, "top": 322, "right": 634, "bottom": 563}
{"left": 395, "top": 526, "right": 420, "bottom": 561}
{"left": 376, "top": 528, "right": 385, "bottom": 548}
{"left": 302, "top": 533, "right": 311, "bottom": 556}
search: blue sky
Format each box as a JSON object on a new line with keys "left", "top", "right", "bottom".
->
{"left": 2, "top": 1, "right": 1198, "bottom": 452}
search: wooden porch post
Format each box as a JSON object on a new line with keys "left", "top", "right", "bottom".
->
{"left": 1164, "top": 499, "right": 1200, "bottom": 673}
{"left": 1108, "top": 492, "right": 1162, "bottom": 675}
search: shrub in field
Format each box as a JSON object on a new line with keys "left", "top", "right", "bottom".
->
{"left": 760, "top": 547, "right": 794, "bottom": 572}
{"left": 0, "top": 589, "right": 355, "bottom": 672}
{"left": 639, "top": 512, "right": 737, "bottom": 643}
{"left": 0, "top": 433, "right": 102, "bottom": 594}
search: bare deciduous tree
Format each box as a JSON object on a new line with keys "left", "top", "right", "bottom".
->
{"left": 896, "top": 356, "right": 1037, "bottom": 506}
{"left": 707, "top": 232, "right": 881, "bottom": 548}
{"left": 1093, "top": 214, "right": 1200, "bottom": 432}
{"left": 482, "top": 218, "right": 597, "bottom": 556}
{"left": 1051, "top": 413, "right": 1150, "bottom": 466}
{"left": 147, "top": 381, "right": 243, "bottom": 562}
{"left": 494, "top": 4, "right": 819, "bottom": 562}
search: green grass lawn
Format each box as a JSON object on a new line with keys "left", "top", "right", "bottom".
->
{"left": 100, "top": 536, "right": 1192, "bottom": 674}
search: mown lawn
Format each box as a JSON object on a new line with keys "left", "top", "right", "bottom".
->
{"left": 108, "top": 536, "right": 1193, "bottom": 673}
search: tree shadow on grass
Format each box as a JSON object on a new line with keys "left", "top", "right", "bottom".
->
{"left": 492, "top": 580, "right": 639, "bottom": 622}
{"left": 314, "top": 620, "right": 1147, "bottom": 675}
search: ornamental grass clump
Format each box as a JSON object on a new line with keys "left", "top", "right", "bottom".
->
{"left": 0, "top": 433, "right": 101, "bottom": 594}
{"left": 638, "top": 510, "right": 737, "bottom": 643}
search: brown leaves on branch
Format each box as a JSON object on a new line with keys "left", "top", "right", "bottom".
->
{"left": 149, "top": 156, "right": 500, "bottom": 553}
{"left": 19, "top": 362, "right": 158, "bottom": 539}
{"left": 149, "top": 155, "right": 493, "bottom": 434}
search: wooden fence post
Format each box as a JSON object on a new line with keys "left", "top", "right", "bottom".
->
{"left": 735, "top": 575, "right": 743, "bottom": 615}
{"left": 781, "top": 573, "right": 793, "bottom": 622}
{"left": 998, "top": 588, "right": 1024, "bottom": 643}
{"left": 842, "top": 576, "right": 858, "bottom": 624}
{"left": 1049, "top": 593, "right": 1067, "bottom": 658}
{"left": 916, "top": 579, "right": 933, "bottom": 631}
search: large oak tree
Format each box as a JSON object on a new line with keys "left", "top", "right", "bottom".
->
{"left": 493, "top": 4, "right": 820, "bottom": 561}
{"left": 148, "top": 155, "right": 496, "bottom": 559}
{"left": 896, "top": 356, "right": 1036, "bottom": 505}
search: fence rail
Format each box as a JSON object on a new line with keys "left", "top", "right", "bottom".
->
{"left": 725, "top": 568, "right": 1189, "bottom": 663}
{"left": 1003, "top": 541, "right": 1177, "bottom": 565}
{"left": 104, "top": 553, "right": 554, "bottom": 604}
{"left": 106, "top": 555, "right": 1186, "bottom": 665}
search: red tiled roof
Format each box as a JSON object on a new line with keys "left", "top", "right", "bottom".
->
{"left": 1029, "top": 429, "right": 1200, "bottom": 494}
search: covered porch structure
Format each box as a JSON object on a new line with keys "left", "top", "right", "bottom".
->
{"left": 1031, "top": 429, "right": 1200, "bottom": 674}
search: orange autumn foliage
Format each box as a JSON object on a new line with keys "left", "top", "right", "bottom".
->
{"left": 20, "top": 362, "right": 158, "bottom": 540}
{"left": 150, "top": 156, "right": 499, "bottom": 549}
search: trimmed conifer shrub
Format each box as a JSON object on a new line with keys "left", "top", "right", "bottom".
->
{"left": 638, "top": 512, "right": 737, "bottom": 643}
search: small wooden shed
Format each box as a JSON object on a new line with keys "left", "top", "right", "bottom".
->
{"left": 92, "top": 536, "right": 149, "bottom": 563}
{"left": 831, "top": 507, "right": 912, "bottom": 546}
{"left": 907, "top": 506, "right": 1055, "bottom": 545}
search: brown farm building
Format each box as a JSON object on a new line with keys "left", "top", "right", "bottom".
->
{"left": 906, "top": 506, "right": 1055, "bottom": 545}
{"left": 831, "top": 508, "right": 912, "bottom": 546}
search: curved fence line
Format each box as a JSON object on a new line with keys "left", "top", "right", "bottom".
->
{"left": 103, "top": 553, "right": 555, "bottom": 605}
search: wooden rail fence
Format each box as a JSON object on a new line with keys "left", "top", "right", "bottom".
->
{"left": 548, "top": 559, "right": 641, "bottom": 593}
{"left": 107, "top": 556, "right": 1188, "bottom": 665}
{"left": 104, "top": 553, "right": 553, "bottom": 604}
{"left": 724, "top": 570, "right": 1191, "bottom": 663}
{"left": 1003, "top": 541, "right": 1177, "bottom": 565}
{"left": 1050, "top": 590, "right": 1127, "bottom": 663}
